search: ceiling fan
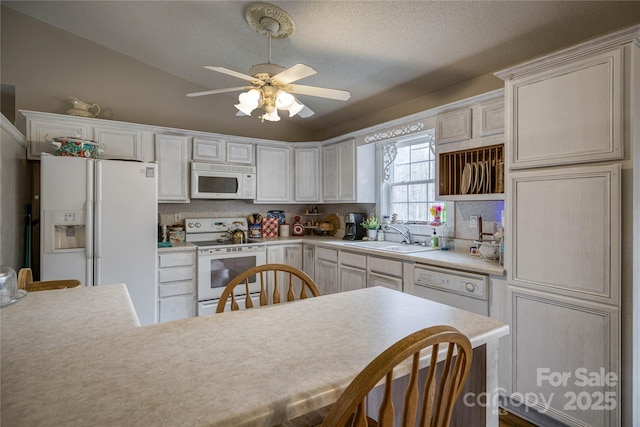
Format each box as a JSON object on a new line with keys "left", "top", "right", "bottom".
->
{"left": 186, "top": 3, "right": 351, "bottom": 122}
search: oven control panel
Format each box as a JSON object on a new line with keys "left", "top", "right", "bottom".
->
{"left": 414, "top": 265, "right": 487, "bottom": 300}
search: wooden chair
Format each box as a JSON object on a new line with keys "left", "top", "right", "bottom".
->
{"left": 216, "top": 263, "right": 320, "bottom": 313}
{"left": 320, "top": 325, "right": 473, "bottom": 427}
{"left": 17, "top": 268, "right": 81, "bottom": 292}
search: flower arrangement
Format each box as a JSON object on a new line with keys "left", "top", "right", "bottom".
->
{"left": 430, "top": 204, "right": 443, "bottom": 226}
{"left": 360, "top": 216, "right": 381, "bottom": 230}
{"left": 429, "top": 204, "right": 443, "bottom": 217}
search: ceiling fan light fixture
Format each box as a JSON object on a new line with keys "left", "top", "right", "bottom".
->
{"left": 261, "top": 110, "right": 280, "bottom": 122}
{"left": 286, "top": 99, "right": 304, "bottom": 117}
{"left": 275, "top": 90, "right": 294, "bottom": 109}
{"left": 235, "top": 89, "right": 261, "bottom": 115}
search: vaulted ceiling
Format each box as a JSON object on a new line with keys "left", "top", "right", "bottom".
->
{"left": 4, "top": 1, "right": 640, "bottom": 140}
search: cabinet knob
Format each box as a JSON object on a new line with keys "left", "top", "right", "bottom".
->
{"left": 465, "top": 282, "right": 475, "bottom": 292}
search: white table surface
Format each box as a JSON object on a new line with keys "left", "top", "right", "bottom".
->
{"left": 1, "top": 285, "right": 508, "bottom": 427}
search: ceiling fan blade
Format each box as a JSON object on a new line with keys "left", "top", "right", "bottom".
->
{"left": 272, "top": 64, "right": 317, "bottom": 84}
{"left": 203, "top": 66, "right": 260, "bottom": 83}
{"left": 186, "top": 87, "right": 247, "bottom": 97}
{"left": 290, "top": 84, "right": 351, "bottom": 101}
{"left": 296, "top": 104, "right": 315, "bottom": 118}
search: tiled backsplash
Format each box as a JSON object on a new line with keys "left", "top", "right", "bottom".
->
{"left": 159, "top": 199, "right": 504, "bottom": 253}
{"left": 158, "top": 200, "right": 375, "bottom": 234}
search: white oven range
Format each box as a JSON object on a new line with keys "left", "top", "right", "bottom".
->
{"left": 186, "top": 218, "right": 266, "bottom": 316}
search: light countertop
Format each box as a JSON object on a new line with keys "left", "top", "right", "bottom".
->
{"left": 250, "top": 236, "right": 505, "bottom": 276}
{"left": 1, "top": 286, "right": 508, "bottom": 427}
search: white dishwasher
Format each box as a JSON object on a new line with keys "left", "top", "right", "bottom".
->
{"left": 411, "top": 264, "right": 489, "bottom": 316}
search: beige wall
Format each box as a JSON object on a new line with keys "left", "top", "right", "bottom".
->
{"left": 0, "top": 7, "right": 312, "bottom": 142}
{"left": 1, "top": 6, "right": 503, "bottom": 143}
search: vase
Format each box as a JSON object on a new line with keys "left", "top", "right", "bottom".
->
{"left": 366, "top": 229, "right": 378, "bottom": 240}
{"left": 431, "top": 215, "right": 441, "bottom": 226}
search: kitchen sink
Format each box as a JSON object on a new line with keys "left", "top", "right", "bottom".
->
{"left": 343, "top": 241, "right": 437, "bottom": 254}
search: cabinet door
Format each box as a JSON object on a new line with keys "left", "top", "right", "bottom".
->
{"left": 155, "top": 134, "right": 190, "bottom": 202}
{"left": 294, "top": 147, "right": 322, "bottom": 202}
{"left": 256, "top": 145, "right": 292, "bottom": 202}
{"left": 323, "top": 145, "right": 339, "bottom": 201}
{"left": 302, "top": 245, "right": 315, "bottom": 280}
{"left": 192, "top": 138, "right": 224, "bottom": 162}
{"left": 509, "top": 164, "right": 620, "bottom": 304}
{"left": 315, "top": 259, "right": 338, "bottom": 295}
{"left": 93, "top": 126, "right": 142, "bottom": 160}
{"left": 507, "top": 47, "right": 623, "bottom": 169}
{"left": 476, "top": 98, "right": 505, "bottom": 137}
{"left": 436, "top": 107, "right": 472, "bottom": 144}
{"left": 340, "top": 265, "right": 367, "bottom": 292}
{"left": 159, "top": 294, "right": 196, "bottom": 323}
{"left": 323, "top": 140, "right": 356, "bottom": 202}
{"left": 507, "top": 285, "right": 619, "bottom": 427}
{"left": 26, "top": 117, "right": 91, "bottom": 159}
{"left": 337, "top": 140, "right": 356, "bottom": 200}
{"left": 227, "top": 142, "right": 254, "bottom": 164}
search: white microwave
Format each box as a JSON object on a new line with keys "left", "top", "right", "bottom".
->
{"left": 191, "top": 162, "right": 256, "bottom": 199}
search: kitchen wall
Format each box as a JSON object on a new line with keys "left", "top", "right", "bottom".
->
{"left": 0, "top": 115, "right": 32, "bottom": 270}
{"left": 158, "top": 200, "right": 376, "bottom": 239}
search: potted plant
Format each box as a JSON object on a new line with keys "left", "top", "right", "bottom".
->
{"left": 361, "top": 216, "right": 381, "bottom": 239}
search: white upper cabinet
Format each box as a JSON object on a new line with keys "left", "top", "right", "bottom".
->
{"left": 255, "top": 145, "right": 292, "bottom": 202}
{"left": 498, "top": 47, "right": 624, "bottom": 169}
{"left": 192, "top": 138, "right": 224, "bottom": 162}
{"left": 226, "top": 142, "right": 254, "bottom": 164}
{"left": 93, "top": 125, "right": 142, "bottom": 161}
{"left": 22, "top": 111, "right": 146, "bottom": 161}
{"left": 294, "top": 146, "right": 322, "bottom": 202}
{"left": 323, "top": 138, "right": 374, "bottom": 203}
{"left": 193, "top": 138, "right": 254, "bottom": 164}
{"left": 155, "top": 134, "right": 190, "bottom": 203}
{"left": 436, "top": 107, "right": 472, "bottom": 144}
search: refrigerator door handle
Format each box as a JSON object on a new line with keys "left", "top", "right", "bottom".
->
{"left": 86, "top": 159, "right": 95, "bottom": 286}
{"left": 94, "top": 161, "right": 102, "bottom": 286}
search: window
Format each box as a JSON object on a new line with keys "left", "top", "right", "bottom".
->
{"left": 382, "top": 130, "right": 444, "bottom": 223}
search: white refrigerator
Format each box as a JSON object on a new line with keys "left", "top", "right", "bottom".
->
{"left": 40, "top": 154, "right": 158, "bottom": 325}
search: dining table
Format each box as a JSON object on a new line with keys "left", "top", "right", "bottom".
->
{"left": 1, "top": 284, "right": 508, "bottom": 427}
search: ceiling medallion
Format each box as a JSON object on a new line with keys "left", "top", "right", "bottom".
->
{"left": 245, "top": 3, "right": 295, "bottom": 39}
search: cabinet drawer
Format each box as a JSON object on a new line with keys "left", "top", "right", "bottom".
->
{"left": 158, "top": 266, "right": 194, "bottom": 283}
{"left": 368, "top": 257, "right": 403, "bottom": 277}
{"left": 159, "top": 294, "right": 195, "bottom": 323}
{"left": 316, "top": 247, "right": 338, "bottom": 262}
{"left": 159, "top": 280, "right": 194, "bottom": 298}
{"left": 340, "top": 251, "right": 367, "bottom": 269}
{"left": 369, "top": 272, "right": 403, "bottom": 291}
{"left": 159, "top": 251, "right": 195, "bottom": 268}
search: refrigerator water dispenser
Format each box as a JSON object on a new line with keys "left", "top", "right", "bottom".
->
{"left": 44, "top": 210, "right": 86, "bottom": 252}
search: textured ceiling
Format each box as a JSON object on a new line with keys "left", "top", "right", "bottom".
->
{"left": 4, "top": 1, "right": 640, "bottom": 139}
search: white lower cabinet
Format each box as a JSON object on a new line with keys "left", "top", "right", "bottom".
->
{"left": 302, "top": 245, "right": 315, "bottom": 280}
{"left": 367, "top": 256, "right": 403, "bottom": 291}
{"left": 157, "top": 248, "right": 196, "bottom": 323}
{"left": 315, "top": 247, "right": 338, "bottom": 295}
{"left": 506, "top": 285, "right": 620, "bottom": 427}
{"left": 266, "top": 243, "right": 303, "bottom": 301}
{"left": 339, "top": 251, "right": 367, "bottom": 292}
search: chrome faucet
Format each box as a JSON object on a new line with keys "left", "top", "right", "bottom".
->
{"left": 383, "top": 224, "right": 411, "bottom": 244}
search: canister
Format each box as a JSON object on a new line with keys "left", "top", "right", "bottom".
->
{"left": 280, "top": 223, "right": 290, "bottom": 237}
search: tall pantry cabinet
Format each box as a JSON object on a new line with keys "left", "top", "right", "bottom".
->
{"left": 495, "top": 25, "right": 639, "bottom": 427}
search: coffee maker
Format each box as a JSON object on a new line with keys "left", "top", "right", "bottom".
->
{"left": 343, "top": 213, "right": 367, "bottom": 240}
